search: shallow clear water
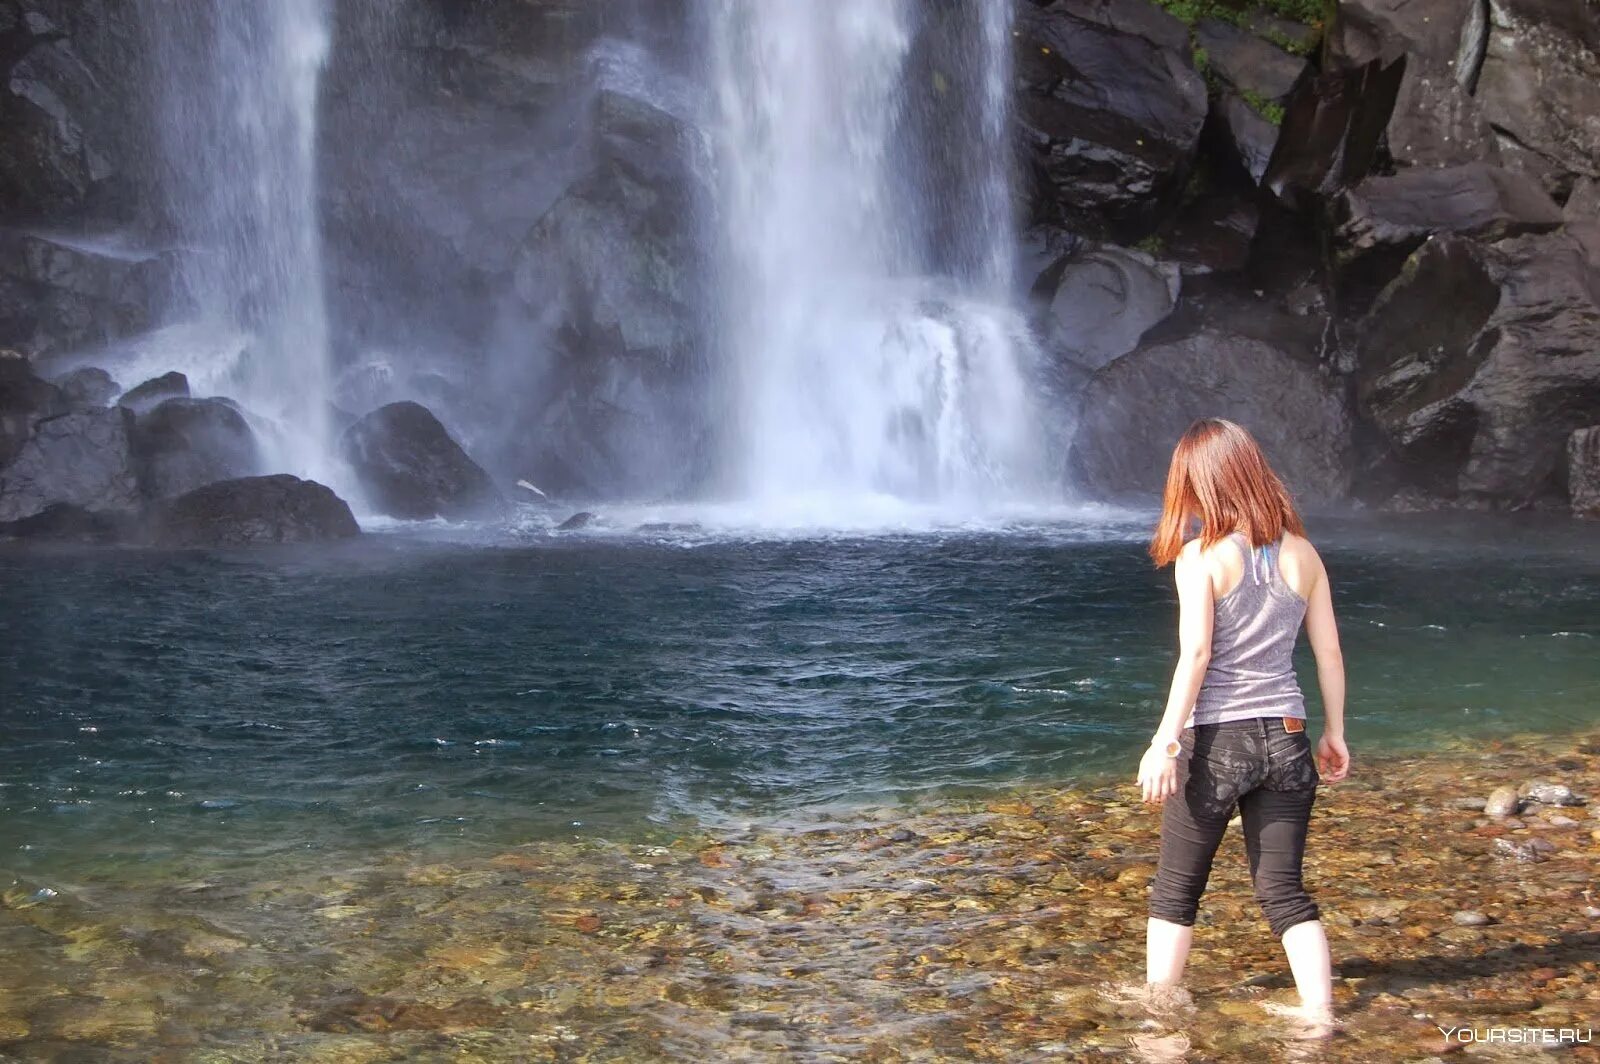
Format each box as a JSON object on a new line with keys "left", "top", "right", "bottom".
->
{"left": 2, "top": 510, "right": 1597, "bottom": 884}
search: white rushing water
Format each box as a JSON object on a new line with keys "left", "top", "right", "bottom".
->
{"left": 708, "top": 2, "right": 1047, "bottom": 516}
{"left": 140, "top": 0, "right": 335, "bottom": 482}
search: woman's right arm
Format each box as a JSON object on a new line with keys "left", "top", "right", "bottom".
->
{"left": 1304, "top": 547, "right": 1350, "bottom": 781}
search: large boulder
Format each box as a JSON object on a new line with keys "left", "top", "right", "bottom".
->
{"left": 1475, "top": 0, "right": 1600, "bottom": 198}
{"left": 0, "top": 349, "right": 64, "bottom": 467}
{"left": 1193, "top": 19, "right": 1308, "bottom": 102}
{"left": 117, "top": 371, "right": 189, "bottom": 414}
{"left": 1333, "top": 163, "right": 1564, "bottom": 264}
{"left": 1040, "top": 245, "right": 1180, "bottom": 372}
{"left": 151, "top": 475, "right": 360, "bottom": 547}
{"left": 1016, "top": 0, "right": 1207, "bottom": 237}
{"left": 341, "top": 400, "right": 503, "bottom": 521}
{"left": 131, "top": 397, "right": 260, "bottom": 501}
{"left": 0, "top": 405, "right": 138, "bottom": 522}
{"left": 0, "top": 501, "right": 130, "bottom": 543}
{"left": 1354, "top": 226, "right": 1600, "bottom": 506}
{"left": 1264, "top": 55, "right": 1406, "bottom": 209}
{"left": 1327, "top": 0, "right": 1499, "bottom": 169}
{"left": 1068, "top": 330, "right": 1353, "bottom": 502}
{"left": 51, "top": 365, "right": 117, "bottom": 408}
{"left": 1571, "top": 426, "right": 1600, "bottom": 517}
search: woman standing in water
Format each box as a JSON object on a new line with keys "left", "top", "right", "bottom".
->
{"left": 1135, "top": 418, "right": 1351, "bottom": 1028}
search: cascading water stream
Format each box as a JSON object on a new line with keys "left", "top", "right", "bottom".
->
{"left": 709, "top": 1, "right": 1046, "bottom": 517}
{"left": 136, "top": 0, "right": 334, "bottom": 482}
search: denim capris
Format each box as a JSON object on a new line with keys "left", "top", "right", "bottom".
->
{"left": 1148, "top": 716, "right": 1321, "bottom": 938}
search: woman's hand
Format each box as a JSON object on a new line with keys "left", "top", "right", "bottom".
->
{"left": 1138, "top": 743, "right": 1181, "bottom": 805}
{"left": 1316, "top": 732, "right": 1350, "bottom": 782}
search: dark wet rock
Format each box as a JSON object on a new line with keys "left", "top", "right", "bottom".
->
{"left": 0, "top": 231, "right": 176, "bottom": 359}
{"left": 1334, "top": 164, "right": 1564, "bottom": 267}
{"left": 1484, "top": 786, "right": 1521, "bottom": 817}
{"left": 556, "top": 511, "right": 595, "bottom": 531}
{"left": 151, "top": 475, "right": 359, "bottom": 547}
{"left": 51, "top": 365, "right": 116, "bottom": 408}
{"left": 117, "top": 371, "right": 189, "bottom": 415}
{"left": 1389, "top": 226, "right": 1600, "bottom": 507}
{"left": 1041, "top": 245, "right": 1180, "bottom": 372}
{"left": 1016, "top": 0, "right": 1207, "bottom": 236}
{"left": 0, "top": 406, "right": 137, "bottom": 522}
{"left": 1522, "top": 781, "right": 1584, "bottom": 806}
{"left": 1327, "top": 0, "right": 1499, "bottom": 169}
{"left": 1475, "top": 0, "right": 1600, "bottom": 199}
{"left": 1067, "top": 329, "right": 1352, "bottom": 502}
{"left": 130, "top": 397, "right": 259, "bottom": 501}
{"left": 1264, "top": 55, "right": 1406, "bottom": 210}
{"left": 1162, "top": 195, "right": 1259, "bottom": 275}
{"left": 1193, "top": 19, "right": 1308, "bottom": 102}
{"left": 0, "top": 349, "right": 64, "bottom": 467}
{"left": 0, "top": 501, "right": 130, "bottom": 543}
{"left": 1571, "top": 427, "right": 1600, "bottom": 517}
{"left": 1213, "top": 92, "right": 1280, "bottom": 186}
{"left": 341, "top": 401, "right": 502, "bottom": 522}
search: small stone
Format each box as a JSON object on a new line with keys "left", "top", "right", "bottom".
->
{"left": 1523, "top": 781, "right": 1585, "bottom": 806}
{"left": 1583, "top": 906, "right": 1600, "bottom": 919}
{"left": 887, "top": 828, "right": 919, "bottom": 843}
{"left": 1452, "top": 910, "right": 1491, "bottom": 927}
{"left": 1484, "top": 786, "right": 1520, "bottom": 817}
{"left": 1451, "top": 797, "right": 1488, "bottom": 811}
{"left": 1546, "top": 815, "right": 1580, "bottom": 827}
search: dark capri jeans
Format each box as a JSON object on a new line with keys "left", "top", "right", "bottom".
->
{"left": 1148, "top": 716, "right": 1321, "bottom": 938}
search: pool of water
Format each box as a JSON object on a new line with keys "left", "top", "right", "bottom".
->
{"left": 2, "top": 507, "right": 1597, "bottom": 885}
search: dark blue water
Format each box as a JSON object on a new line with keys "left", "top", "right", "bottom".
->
{"left": 2, "top": 511, "right": 1597, "bottom": 882}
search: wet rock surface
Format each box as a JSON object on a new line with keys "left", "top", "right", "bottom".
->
{"left": 0, "top": 405, "right": 137, "bottom": 523}
{"left": 0, "top": 728, "right": 1594, "bottom": 1060}
{"left": 341, "top": 400, "right": 502, "bottom": 522}
{"left": 130, "top": 397, "right": 259, "bottom": 501}
{"left": 151, "top": 474, "right": 360, "bottom": 547}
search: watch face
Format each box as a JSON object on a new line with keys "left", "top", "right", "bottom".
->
{"left": 1163, "top": 740, "right": 1182, "bottom": 757}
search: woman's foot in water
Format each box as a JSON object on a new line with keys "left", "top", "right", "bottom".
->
{"left": 1261, "top": 998, "right": 1338, "bottom": 1038}
{"left": 1099, "top": 980, "right": 1195, "bottom": 1018}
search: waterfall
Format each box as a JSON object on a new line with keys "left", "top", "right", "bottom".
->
{"left": 708, "top": 1, "right": 1044, "bottom": 514}
{"left": 137, "top": 0, "right": 334, "bottom": 481}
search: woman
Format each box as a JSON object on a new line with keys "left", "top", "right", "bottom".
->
{"left": 1135, "top": 418, "right": 1350, "bottom": 1027}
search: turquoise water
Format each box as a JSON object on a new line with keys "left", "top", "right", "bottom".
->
{"left": 2, "top": 510, "right": 1597, "bottom": 882}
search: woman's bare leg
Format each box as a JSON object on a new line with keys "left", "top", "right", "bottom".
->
{"left": 1146, "top": 917, "right": 1194, "bottom": 984}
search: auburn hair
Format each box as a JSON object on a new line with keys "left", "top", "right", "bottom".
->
{"left": 1148, "top": 418, "right": 1305, "bottom": 567}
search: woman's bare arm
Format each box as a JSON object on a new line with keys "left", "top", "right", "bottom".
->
{"left": 1302, "top": 546, "right": 1349, "bottom": 780}
{"left": 1154, "top": 541, "right": 1215, "bottom": 745}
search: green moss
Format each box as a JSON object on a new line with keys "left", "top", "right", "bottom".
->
{"left": 1240, "top": 88, "right": 1286, "bottom": 125}
{"left": 1134, "top": 234, "right": 1167, "bottom": 256}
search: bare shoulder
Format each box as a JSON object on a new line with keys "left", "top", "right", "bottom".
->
{"left": 1278, "top": 531, "right": 1325, "bottom": 598}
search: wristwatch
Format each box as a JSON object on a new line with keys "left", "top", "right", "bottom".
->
{"left": 1153, "top": 736, "right": 1181, "bottom": 758}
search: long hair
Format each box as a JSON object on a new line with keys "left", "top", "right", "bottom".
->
{"left": 1148, "top": 418, "right": 1306, "bottom": 567}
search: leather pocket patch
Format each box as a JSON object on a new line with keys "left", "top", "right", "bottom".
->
{"left": 1283, "top": 717, "right": 1305, "bottom": 733}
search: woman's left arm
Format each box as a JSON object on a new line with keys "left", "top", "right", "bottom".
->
{"left": 1138, "top": 543, "right": 1215, "bottom": 803}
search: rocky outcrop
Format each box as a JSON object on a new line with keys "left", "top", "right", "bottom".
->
{"left": 0, "top": 405, "right": 138, "bottom": 522}
{"left": 1068, "top": 330, "right": 1353, "bottom": 503}
{"left": 1570, "top": 427, "right": 1600, "bottom": 517}
{"left": 0, "top": 350, "right": 64, "bottom": 467}
{"left": 52, "top": 365, "right": 116, "bottom": 407}
{"left": 131, "top": 397, "right": 259, "bottom": 501}
{"left": 1333, "top": 163, "right": 1564, "bottom": 264}
{"left": 117, "top": 371, "right": 189, "bottom": 414}
{"left": 1016, "top": 0, "right": 1207, "bottom": 237}
{"left": 1040, "top": 246, "right": 1180, "bottom": 372}
{"left": 341, "top": 401, "right": 502, "bottom": 521}
{"left": 0, "top": 501, "right": 130, "bottom": 543}
{"left": 1475, "top": 0, "right": 1600, "bottom": 199}
{"left": 1353, "top": 226, "right": 1600, "bottom": 507}
{"left": 151, "top": 475, "right": 360, "bottom": 547}
{"left": 0, "top": 230, "right": 175, "bottom": 358}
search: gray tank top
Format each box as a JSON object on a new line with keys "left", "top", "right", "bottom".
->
{"left": 1187, "top": 532, "right": 1308, "bottom": 727}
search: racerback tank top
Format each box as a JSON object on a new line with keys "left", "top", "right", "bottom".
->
{"left": 1187, "top": 531, "right": 1308, "bottom": 728}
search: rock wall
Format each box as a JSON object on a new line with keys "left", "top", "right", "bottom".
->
{"left": 1032, "top": 0, "right": 1600, "bottom": 515}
